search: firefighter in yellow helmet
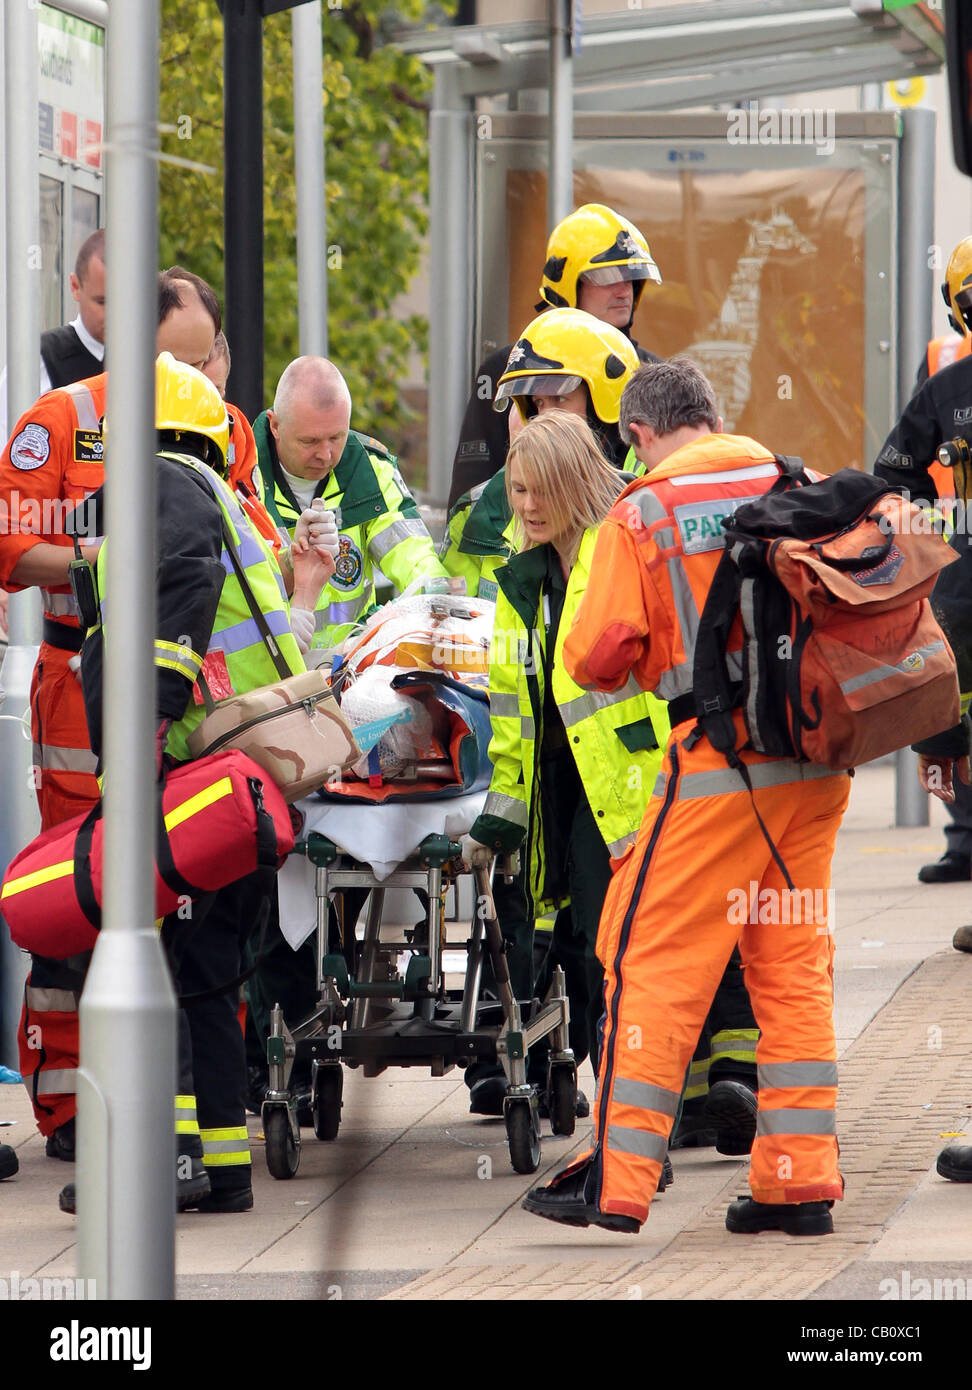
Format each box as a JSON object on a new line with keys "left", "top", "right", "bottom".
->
{"left": 60, "top": 354, "right": 329, "bottom": 1216}
{"left": 914, "top": 237, "right": 972, "bottom": 394}
{"left": 448, "top": 203, "right": 663, "bottom": 508}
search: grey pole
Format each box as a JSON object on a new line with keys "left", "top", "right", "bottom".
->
{"left": 894, "top": 107, "right": 936, "bottom": 829}
{"left": 77, "top": 0, "right": 176, "bottom": 1298}
{"left": 2, "top": 0, "right": 43, "bottom": 1066}
{"left": 547, "top": 0, "right": 573, "bottom": 232}
{"left": 3, "top": 0, "right": 42, "bottom": 649}
{"left": 427, "top": 64, "right": 471, "bottom": 506}
{"left": 293, "top": 0, "right": 327, "bottom": 357}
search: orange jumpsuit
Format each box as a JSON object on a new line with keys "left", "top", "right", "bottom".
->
{"left": 0, "top": 373, "right": 108, "bottom": 1137}
{"left": 558, "top": 434, "right": 850, "bottom": 1225}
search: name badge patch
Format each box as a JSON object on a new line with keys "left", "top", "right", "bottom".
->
{"left": 673, "top": 495, "right": 760, "bottom": 554}
{"left": 73, "top": 429, "right": 104, "bottom": 463}
{"left": 9, "top": 423, "right": 51, "bottom": 470}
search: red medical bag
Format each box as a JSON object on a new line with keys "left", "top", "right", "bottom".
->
{"left": 0, "top": 750, "right": 295, "bottom": 958}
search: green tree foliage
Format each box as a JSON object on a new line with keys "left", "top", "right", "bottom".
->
{"left": 159, "top": 0, "right": 432, "bottom": 450}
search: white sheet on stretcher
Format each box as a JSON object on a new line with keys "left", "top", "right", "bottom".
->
{"left": 277, "top": 790, "right": 488, "bottom": 950}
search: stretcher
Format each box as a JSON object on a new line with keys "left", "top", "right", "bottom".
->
{"left": 263, "top": 791, "right": 578, "bottom": 1179}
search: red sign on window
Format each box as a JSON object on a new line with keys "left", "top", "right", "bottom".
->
{"left": 60, "top": 110, "right": 77, "bottom": 160}
{"left": 82, "top": 120, "right": 101, "bottom": 169}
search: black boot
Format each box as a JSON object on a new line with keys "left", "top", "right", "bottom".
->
{"left": 725, "top": 1195, "right": 834, "bottom": 1235}
{"left": 0, "top": 1145, "right": 18, "bottom": 1180}
{"left": 936, "top": 1143, "right": 972, "bottom": 1181}
{"left": 45, "top": 1117, "right": 75, "bottom": 1161}
{"left": 705, "top": 1079, "right": 758, "bottom": 1156}
{"left": 59, "top": 1155, "right": 211, "bottom": 1215}
{"left": 522, "top": 1153, "right": 641, "bottom": 1234}
{"left": 918, "top": 850, "right": 971, "bottom": 883}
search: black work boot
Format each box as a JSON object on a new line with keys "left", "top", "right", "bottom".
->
{"left": 58, "top": 1155, "right": 212, "bottom": 1215}
{"left": 725, "top": 1195, "right": 834, "bottom": 1236}
{"left": 45, "top": 1117, "right": 75, "bottom": 1161}
{"left": 705, "top": 1079, "right": 758, "bottom": 1156}
{"left": 952, "top": 925, "right": 972, "bottom": 954}
{"left": 917, "top": 850, "right": 971, "bottom": 884}
{"left": 936, "top": 1143, "right": 972, "bottom": 1181}
{"left": 522, "top": 1153, "right": 641, "bottom": 1234}
{"left": 187, "top": 1171, "right": 253, "bottom": 1213}
{"left": 0, "top": 1145, "right": 18, "bottom": 1180}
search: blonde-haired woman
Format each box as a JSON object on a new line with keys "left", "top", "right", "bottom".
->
{"left": 462, "top": 411, "right": 670, "bottom": 1115}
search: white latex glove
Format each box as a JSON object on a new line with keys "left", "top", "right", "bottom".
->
{"left": 68, "top": 653, "right": 83, "bottom": 684}
{"left": 460, "top": 833, "right": 493, "bottom": 870}
{"left": 289, "top": 606, "right": 316, "bottom": 655}
{"left": 295, "top": 499, "right": 340, "bottom": 561}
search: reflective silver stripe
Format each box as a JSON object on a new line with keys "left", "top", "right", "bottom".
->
{"left": 675, "top": 760, "right": 843, "bottom": 800}
{"left": 758, "top": 1062, "right": 838, "bottom": 1090}
{"left": 316, "top": 595, "right": 366, "bottom": 628}
{"left": 668, "top": 462, "right": 780, "bottom": 487}
{"left": 199, "top": 1137, "right": 250, "bottom": 1154}
{"left": 36, "top": 1068, "right": 77, "bottom": 1094}
{"left": 174, "top": 1105, "right": 198, "bottom": 1124}
{"left": 211, "top": 607, "right": 292, "bottom": 656}
{"left": 26, "top": 987, "right": 78, "bottom": 1012}
{"left": 756, "top": 1108, "right": 836, "bottom": 1137}
{"left": 606, "top": 1124, "right": 668, "bottom": 1162}
{"left": 41, "top": 591, "right": 80, "bottom": 618}
{"left": 741, "top": 575, "right": 762, "bottom": 741}
{"left": 368, "top": 517, "right": 429, "bottom": 561}
{"left": 490, "top": 692, "right": 520, "bottom": 718}
{"left": 220, "top": 533, "right": 271, "bottom": 574}
{"left": 613, "top": 1078, "right": 680, "bottom": 1118}
{"left": 840, "top": 641, "right": 946, "bottom": 696}
{"left": 606, "top": 830, "right": 636, "bottom": 857}
{"left": 32, "top": 744, "right": 99, "bottom": 774}
{"left": 626, "top": 488, "right": 671, "bottom": 530}
{"left": 482, "top": 790, "right": 529, "bottom": 828}
{"left": 64, "top": 381, "right": 100, "bottom": 432}
{"left": 520, "top": 715, "right": 536, "bottom": 740}
{"left": 559, "top": 674, "right": 645, "bottom": 729}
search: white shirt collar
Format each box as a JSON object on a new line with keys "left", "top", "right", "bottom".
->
{"left": 71, "top": 314, "right": 105, "bottom": 362}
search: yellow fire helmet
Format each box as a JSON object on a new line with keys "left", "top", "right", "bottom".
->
{"left": 538, "top": 203, "right": 662, "bottom": 314}
{"left": 941, "top": 237, "right": 972, "bottom": 338}
{"left": 155, "top": 350, "right": 230, "bottom": 472}
{"left": 494, "top": 307, "right": 640, "bottom": 423}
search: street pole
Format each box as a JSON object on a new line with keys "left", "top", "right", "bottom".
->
{"left": 547, "top": 0, "right": 573, "bottom": 232}
{"left": 895, "top": 108, "right": 935, "bottom": 829}
{"left": 224, "top": 0, "right": 265, "bottom": 417}
{"left": 77, "top": 0, "right": 177, "bottom": 1299}
{"left": 293, "top": 0, "right": 327, "bottom": 357}
{"left": 2, "top": 0, "right": 44, "bottom": 1065}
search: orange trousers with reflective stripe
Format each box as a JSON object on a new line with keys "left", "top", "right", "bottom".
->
{"left": 21, "top": 644, "right": 99, "bottom": 1133}
{"left": 30, "top": 642, "right": 100, "bottom": 830}
{"left": 581, "top": 718, "right": 850, "bottom": 1225}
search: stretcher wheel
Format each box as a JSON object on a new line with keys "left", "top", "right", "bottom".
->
{"left": 313, "top": 1065, "right": 343, "bottom": 1141}
{"left": 505, "top": 1097, "right": 541, "bottom": 1174}
{"left": 547, "top": 1063, "right": 577, "bottom": 1138}
{"left": 265, "top": 1108, "right": 300, "bottom": 1180}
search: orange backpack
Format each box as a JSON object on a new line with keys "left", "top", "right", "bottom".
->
{"left": 692, "top": 458, "right": 960, "bottom": 771}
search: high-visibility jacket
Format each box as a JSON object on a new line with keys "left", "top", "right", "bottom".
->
{"left": 918, "top": 337, "right": 972, "bottom": 498}
{"left": 0, "top": 374, "right": 108, "bottom": 828}
{"left": 441, "top": 448, "right": 645, "bottom": 601}
{"left": 223, "top": 400, "right": 281, "bottom": 556}
{"left": 564, "top": 434, "right": 790, "bottom": 701}
{"left": 439, "top": 470, "right": 516, "bottom": 601}
{"left": 91, "top": 450, "right": 305, "bottom": 764}
{"left": 252, "top": 412, "right": 447, "bottom": 648}
{"left": 470, "top": 528, "right": 670, "bottom": 917}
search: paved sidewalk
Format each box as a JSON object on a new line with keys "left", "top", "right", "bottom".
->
{"left": 1, "top": 762, "right": 970, "bottom": 1300}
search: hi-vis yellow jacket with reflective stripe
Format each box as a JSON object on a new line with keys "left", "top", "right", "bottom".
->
{"left": 94, "top": 451, "right": 306, "bottom": 764}
{"left": 440, "top": 447, "right": 645, "bottom": 601}
{"left": 252, "top": 413, "right": 447, "bottom": 648}
{"left": 469, "top": 527, "right": 670, "bottom": 917}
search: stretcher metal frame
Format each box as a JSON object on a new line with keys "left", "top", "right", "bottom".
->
{"left": 262, "top": 830, "right": 577, "bottom": 1178}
